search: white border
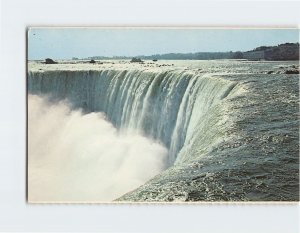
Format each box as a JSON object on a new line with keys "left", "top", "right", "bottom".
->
{"left": 0, "top": 0, "right": 299, "bottom": 232}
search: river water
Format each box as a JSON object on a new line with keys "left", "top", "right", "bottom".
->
{"left": 28, "top": 60, "right": 299, "bottom": 202}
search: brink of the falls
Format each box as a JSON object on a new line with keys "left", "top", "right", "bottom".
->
{"left": 27, "top": 60, "right": 299, "bottom": 202}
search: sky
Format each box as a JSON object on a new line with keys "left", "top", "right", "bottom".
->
{"left": 28, "top": 28, "right": 299, "bottom": 60}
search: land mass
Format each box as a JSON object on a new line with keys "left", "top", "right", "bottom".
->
{"left": 79, "top": 42, "right": 299, "bottom": 61}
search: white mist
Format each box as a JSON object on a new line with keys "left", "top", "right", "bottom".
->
{"left": 28, "top": 94, "right": 168, "bottom": 202}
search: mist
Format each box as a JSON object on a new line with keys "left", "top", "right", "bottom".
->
{"left": 28, "top": 94, "right": 168, "bottom": 202}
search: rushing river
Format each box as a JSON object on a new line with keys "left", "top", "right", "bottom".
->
{"left": 27, "top": 60, "right": 299, "bottom": 202}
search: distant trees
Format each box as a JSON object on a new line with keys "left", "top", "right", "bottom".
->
{"left": 249, "top": 43, "right": 299, "bottom": 60}
{"left": 130, "top": 57, "right": 143, "bottom": 62}
{"left": 80, "top": 43, "right": 299, "bottom": 61}
{"left": 231, "top": 51, "right": 243, "bottom": 59}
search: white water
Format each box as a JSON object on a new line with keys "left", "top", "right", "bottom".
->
{"left": 27, "top": 61, "right": 300, "bottom": 202}
{"left": 28, "top": 94, "right": 168, "bottom": 202}
{"left": 28, "top": 62, "right": 239, "bottom": 202}
{"left": 28, "top": 66, "right": 237, "bottom": 165}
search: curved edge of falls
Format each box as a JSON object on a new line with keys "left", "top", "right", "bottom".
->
{"left": 28, "top": 69, "right": 239, "bottom": 166}
{"left": 28, "top": 67, "right": 300, "bottom": 202}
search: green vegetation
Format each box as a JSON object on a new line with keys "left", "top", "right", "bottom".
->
{"left": 85, "top": 43, "right": 299, "bottom": 61}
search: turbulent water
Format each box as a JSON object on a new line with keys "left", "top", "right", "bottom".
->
{"left": 28, "top": 60, "right": 299, "bottom": 202}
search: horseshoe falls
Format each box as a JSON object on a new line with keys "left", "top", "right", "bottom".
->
{"left": 27, "top": 60, "right": 299, "bottom": 202}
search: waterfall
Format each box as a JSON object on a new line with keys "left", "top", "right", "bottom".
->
{"left": 28, "top": 69, "right": 237, "bottom": 165}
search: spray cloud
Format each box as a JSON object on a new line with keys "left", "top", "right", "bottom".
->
{"left": 28, "top": 94, "right": 168, "bottom": 202}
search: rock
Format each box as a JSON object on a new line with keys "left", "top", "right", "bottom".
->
{"left": 45, "top": 58, "right": 57, "bottom": 64}
{"left": 267, "top": 71, "right": 274, "bottom": 74}
{"left": 153, "top": 59, "right": 158, "bottom": 62}
{"left": 285, "top": 70, "right": 299, "bottom": 74}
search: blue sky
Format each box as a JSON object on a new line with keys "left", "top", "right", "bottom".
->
{"left": 28, "top": 28, "right": 299, "bottom": 60}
